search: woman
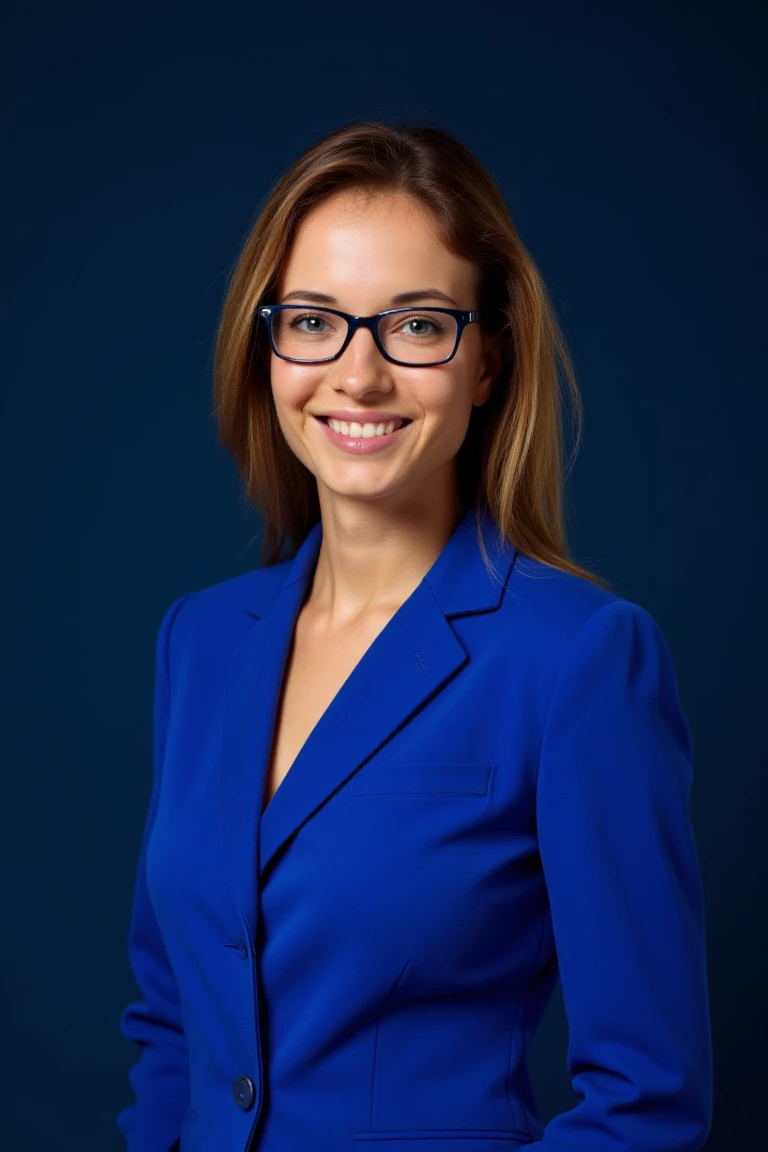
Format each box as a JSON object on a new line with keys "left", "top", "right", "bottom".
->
{"left": 117, "top": 120, "right": 713, "bottom": 1152}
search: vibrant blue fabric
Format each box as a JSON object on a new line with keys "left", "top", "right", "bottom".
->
{"left": 117, "top": 503, "right": 712, "bottom": 1152}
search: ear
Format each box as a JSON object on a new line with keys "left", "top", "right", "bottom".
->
{"left": 472, "top": 332, "right": 504, "bottom": 409}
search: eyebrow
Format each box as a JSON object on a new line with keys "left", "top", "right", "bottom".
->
{"left": 279, "top": 288, "right": 460, "bottom": 308}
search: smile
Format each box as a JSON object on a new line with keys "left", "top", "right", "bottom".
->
{"left": 313, "top": 415, "right": 413, "bottom": 454}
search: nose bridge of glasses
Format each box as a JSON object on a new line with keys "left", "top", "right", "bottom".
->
{"left": 340, "top": 313, "right": 387, "bottom": 356}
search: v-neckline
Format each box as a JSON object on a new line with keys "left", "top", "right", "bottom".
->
{"left": 260, "top": 583, "right": 405, "bottom": 819}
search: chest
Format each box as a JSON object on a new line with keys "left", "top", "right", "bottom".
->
{"left": 262, "top": 608, "right": 395, "bottom": 814}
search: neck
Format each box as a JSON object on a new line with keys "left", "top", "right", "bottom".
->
{"left": 306, "top": 485, "right": 465, "bottom": 627}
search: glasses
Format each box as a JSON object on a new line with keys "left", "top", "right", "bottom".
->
{"left": 255, "top": 304, "right": 485, "bottom": 367}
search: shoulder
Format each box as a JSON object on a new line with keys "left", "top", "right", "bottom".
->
{"left": 501, "top": 550, "right": 668, "bottom": 678}
{"left": 499, "top": 551, "right": 690, "bottom": 766}
{"left": 156, "top": 559, "right": 292, "bottom": 676}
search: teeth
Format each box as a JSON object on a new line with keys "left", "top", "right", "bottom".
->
{"left": 326, "top": 418, "right": 405, "bottom": 438}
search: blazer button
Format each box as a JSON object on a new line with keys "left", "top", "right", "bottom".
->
{"left": 232, "top": 1074, "right": 256, "bottom": 1110}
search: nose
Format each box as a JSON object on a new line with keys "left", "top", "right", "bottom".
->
{"left": 333, "top": 321, "right": 395, "bottom": 397}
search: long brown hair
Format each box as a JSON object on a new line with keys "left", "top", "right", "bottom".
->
{"left": 213, "top": 118, "right": 611, "bottom": 591}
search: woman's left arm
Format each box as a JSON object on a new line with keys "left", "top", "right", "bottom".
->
{"left": 531, "top": 599, "right": 713, "bottom": 1152}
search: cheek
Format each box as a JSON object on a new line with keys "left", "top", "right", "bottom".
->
{"left": 271, "top": 365, "right": 322, "bottom": 418}
{"left": 419, "top": 369, "right": 473, "bottom": 430}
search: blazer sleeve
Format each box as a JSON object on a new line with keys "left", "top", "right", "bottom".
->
{"left": 529, "top": 600, "right": 713, "bottom": 1152}
{"left": 116, "top": 593, "right": 193, "bottom": 1152}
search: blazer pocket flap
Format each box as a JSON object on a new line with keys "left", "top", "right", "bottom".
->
{"left": 350, "top": 762, "right": 493, "bottom": 797}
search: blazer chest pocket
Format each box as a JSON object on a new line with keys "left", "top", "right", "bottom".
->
{"left": 349, "top": 762, "right": 493, "bottom": 798}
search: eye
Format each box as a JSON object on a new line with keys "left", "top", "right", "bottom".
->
{"left": 398, "top": 315, "right": 441, "bottom": 336}
{"left": 290, "top": 312, "right": 331, "bottom": 333}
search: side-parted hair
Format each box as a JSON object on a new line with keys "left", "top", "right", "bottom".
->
{"left": 213, "top": 118, "right": 610, "bottom": 591}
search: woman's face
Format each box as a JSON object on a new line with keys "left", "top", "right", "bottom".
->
{"left": 269, "top": 189, "right": 500, "bottom": 510}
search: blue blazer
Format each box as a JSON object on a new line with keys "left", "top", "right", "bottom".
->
{"left": 117, "top": 503, "right": 713, "bottom": 1152}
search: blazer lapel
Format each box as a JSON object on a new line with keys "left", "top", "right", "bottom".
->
{"left": 217, "top": 503, "right": 518, "bottom": 944}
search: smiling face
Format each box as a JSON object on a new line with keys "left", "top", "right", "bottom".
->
{"left": 269, "top": 189, "right": 500, "bottom": 513}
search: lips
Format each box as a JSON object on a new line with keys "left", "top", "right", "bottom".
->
{"left": 314, "top": 413, "right": 412, "bottom": 454}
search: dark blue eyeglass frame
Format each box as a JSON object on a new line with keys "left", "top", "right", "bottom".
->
{"left": 255, "top": 304, "right": 486, "bottom": 367}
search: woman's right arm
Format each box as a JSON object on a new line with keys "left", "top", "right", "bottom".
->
{"left": 116, "top": 593, "right": 193, "bottom": 1152}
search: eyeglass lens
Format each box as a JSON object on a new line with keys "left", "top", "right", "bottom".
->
{"left": 270, "top": 309, "right": 458, "bottom": 364}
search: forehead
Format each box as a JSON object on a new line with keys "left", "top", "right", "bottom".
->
{"left": 277, "top": 190, "right": 478, "bottom": 304}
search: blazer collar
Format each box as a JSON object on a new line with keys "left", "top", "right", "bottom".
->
{"left": 246, "top": 501, "right": 516, "bottom": 621}
{"left": 217, "top": 502, "right": 519, "bottom": 948}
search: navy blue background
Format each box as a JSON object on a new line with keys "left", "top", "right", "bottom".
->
{"left": 3, "top": 1, "right": 764, "bottom": 1148}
